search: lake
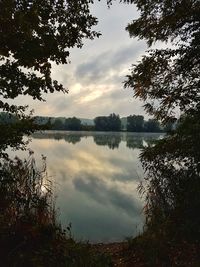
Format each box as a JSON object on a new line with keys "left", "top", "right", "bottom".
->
{"left": 19, "top": 131, "right": 163, "bottom": 243}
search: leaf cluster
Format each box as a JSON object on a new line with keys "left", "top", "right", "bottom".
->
{"left": 123, "top": 0, "right": 200, "bottom": 123}
{"left": 0, "top": 0, "right": 101, "bottom": 155}
{"left": 0, "top": 0, "right": 100, "bottom": 105}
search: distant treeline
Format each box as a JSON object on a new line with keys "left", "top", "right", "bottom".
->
{"left": 48, "top": 114, "right": 172, "bottom": 132}
{"left": 94, "top": 114, "right": 166, "bottom": 132}
{"left": 0, "top": 112, "right": 173, "bottom": 132}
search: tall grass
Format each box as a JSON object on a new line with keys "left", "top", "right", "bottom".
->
{"left": 0, "top": 153, "right": 112, "bottom": 266}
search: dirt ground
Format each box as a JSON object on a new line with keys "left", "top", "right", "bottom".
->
{"left": 93, "top": 242, "right": 145, "bottom": 267}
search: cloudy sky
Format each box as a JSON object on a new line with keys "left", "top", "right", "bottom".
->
{"left": 21, "top": 1, "right": 149, "bottom": 119}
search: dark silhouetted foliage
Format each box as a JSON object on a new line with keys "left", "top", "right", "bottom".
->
{"left": 65, "top": 117, "right": 81, "bottom": 131}
{"left": 52, "top": 118, "right": 65, "bottom": 130}
{"left": 144, "top": 119, "right": 162, "bottom": 133}
{"left": 81, "top": 124, "right": 95, "bottom": 131}
{"left": 127, "top": 115, "right": 162, "bottom": 132}
{"left": 127, "top": 115, "right": 144, "bottom": 132}
{"left": 51, "top": 117, "right": 81, "bottom": 131}
{"left": 0, "top": 0, "right": 100, "bottom": 155}
{"left": 121, "top": 0, "right": 200, "bottom": 263}
{"left": 124, "top": 0, "right": 200, "bottom": 124}
{"left": 94, "top": 113, "right": 121, "bottom": 131}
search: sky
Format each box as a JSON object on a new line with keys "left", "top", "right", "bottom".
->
{"left": 16, "top": 1, "right": 149, "bottom": 119}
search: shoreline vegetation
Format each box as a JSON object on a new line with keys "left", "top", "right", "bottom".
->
{"left": 0, "top": 154, "right": 112, "bottom": 266}
{"left": 2, "top": 153, "right": 199, "bottom": 267}
{"left": 0, "top": 112, "right": 172, "bottom": 133}
{"left": 36, "top": 114, "right": 168, "bottom": 133}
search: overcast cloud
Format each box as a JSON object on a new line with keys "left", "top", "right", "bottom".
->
{"left": 13, "top": 1, "right": 149, "bottom": 119}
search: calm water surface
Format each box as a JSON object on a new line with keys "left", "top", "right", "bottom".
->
{"left": 23, "top": 131, "right": 162, "bottom": 243}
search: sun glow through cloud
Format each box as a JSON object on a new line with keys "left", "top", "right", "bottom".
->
{"left": 12, "top": 2, "right": 148, "bottom": 118}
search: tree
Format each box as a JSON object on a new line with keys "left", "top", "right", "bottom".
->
{"left": 0, "top": 0, "right": 100, "bottom": 155}
{"left": 108, "top": 113, "right": 121, "bottom": 131}
{"left": 122, "top": 0, "right": 200, "bottom": 250}
{"left": 127, "top": 115, "right": 144, "bottom": 132}
{"left": 65, "top": 117, "right": 81, "bottom": 131}
{"left": 94, "top": 113, "right": 121, "bottom": 131}
{"left": 52, "top": 118, "right": 64, "bottom": 130}
{"left": 144, "top": 119, "right": 161, "bottom": 133}
{"left": 94, "top": 116, "right": 109, "bottom": 131}
{"left": 124, "top": 0, "right": 200, "bottom": 123}
{"left": 163, "top": 121, "right": 175, "bottom": 133}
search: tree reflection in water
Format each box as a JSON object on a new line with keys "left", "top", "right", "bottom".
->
{"left": 32, "top": 131, "right": 163, "bottom": 150}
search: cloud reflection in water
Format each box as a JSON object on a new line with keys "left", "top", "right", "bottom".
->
{"left": 28, "top": 131, "right": 163, "bottom": 242}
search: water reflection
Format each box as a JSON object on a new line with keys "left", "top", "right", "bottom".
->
{"left": 73, "top": 175, "right": 140, "bottom": 216}
{"left": 126, "top": 135, "right": 144, "bottom": 150}
{"left": 33, "top": 131, "right": 82, "bottom": 144}
{"left": 93, "top": 134, "right": 121, "bottom": 149}
{"left": 28, "top": 131, "right": 163, "bottom": 243}
{"left": 32, "top": 131, "right": 162, "bottom": 150}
